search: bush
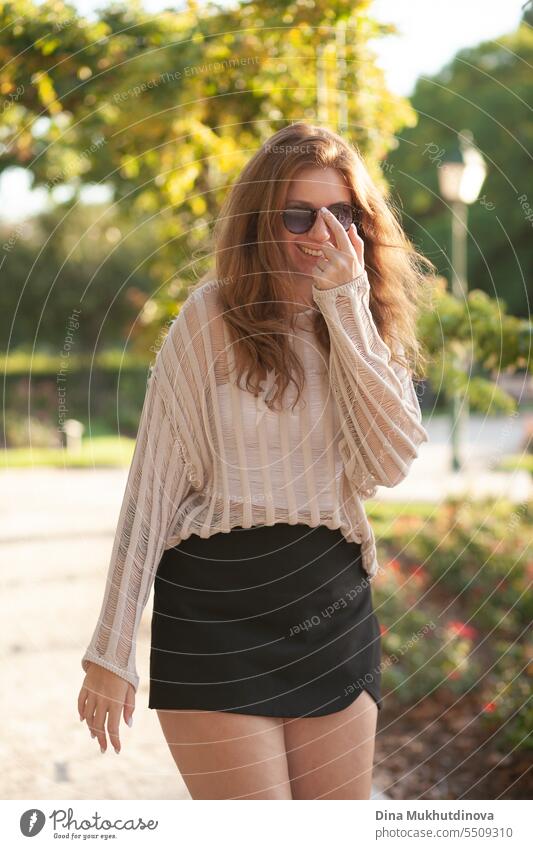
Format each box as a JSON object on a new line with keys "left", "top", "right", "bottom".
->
{"left": 479, "top": 639, "right": 533, "bottom": 751}
{"left": 372, "top": 495, "right": 531, "bottom": 753}
{"left": 374, "top": 557, "right": 482, "bottom": 704}
{"left": 3, "top": 411, "right": 62, "bottom": 449}
{"left": 3, "top": 361, "right": 150, "bottom": 444}
{"left": 399, "top": 497, "right": 532, "bottom": 633}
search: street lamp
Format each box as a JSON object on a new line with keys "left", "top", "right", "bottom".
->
{"left": 438, "top": 130, "right": 487, "bottom": 471}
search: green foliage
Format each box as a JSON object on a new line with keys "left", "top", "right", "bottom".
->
{"left": 480, "top": 640, "right": 532, "bottom": 751}
{"left": 375, "top": 560, "right": 483, "bottom": 704}
{"left": 384, "top": 15, "right": 533, "bottom": 318}
{"left": 418, "top": 277, "right": 532, "bottom": 415}
{"left": 0, "top": 0, "right": 416, "bottom": 324}
{"left": 374, "top": 495, "right": 533, "bottom": 752}
{"left": 0, "top": 201, "right": 166, "bottom": 350}
{"left": 406, "top": 497, "right": 532, "bottom": 632}
{"left": 3, "top": 362, "right": 152, "bottom": 442}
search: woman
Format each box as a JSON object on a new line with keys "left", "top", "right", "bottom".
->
{"left": 78, "top": 122, "right": 433, "bottom": 800}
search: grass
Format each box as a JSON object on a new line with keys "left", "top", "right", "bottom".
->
{"left": 0, "top": 436, "right": 135, "bottom": 469}
{"left": 1, "top": 349, "right": 151, "bottom": 374}
{"left": 495, "top": 454, "right": 533, "bottom": 474}
{"left": 366, "top": 500, "right": 437, "bottom": 520}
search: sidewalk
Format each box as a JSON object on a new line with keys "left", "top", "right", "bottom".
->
{"left": 1, "top": 479, "right": 190, "bottom": 799}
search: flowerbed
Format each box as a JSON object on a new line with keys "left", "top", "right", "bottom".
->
{"left": 370, "top": 496, "right": 532, "bottom": 756}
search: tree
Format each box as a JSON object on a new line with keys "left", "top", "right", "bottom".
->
{"left": 382, "top": 11, "right": 532, "bottom": 318}
{"left": 419, "top": 277, "right": 532, "bottom": 420}
{"left": 1, "top": 0, "right": 416, "bottom": 344}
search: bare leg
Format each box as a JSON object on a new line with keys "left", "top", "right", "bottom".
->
{"left": 156, "top": 708, "right": 293, "bottom": 799}
{"left": 282, "top": 689, "right": 378, "bottom": 799}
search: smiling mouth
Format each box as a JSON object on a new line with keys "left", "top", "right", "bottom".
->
{"left": 297, "top": 244, "right": 325, "bottom": 258}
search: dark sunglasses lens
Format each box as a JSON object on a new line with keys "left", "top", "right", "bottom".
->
{"left": 329, "top": 204, "right": 355, "bottom": 230}
{"left": 282, "top": 205, "right": 358, "bottom": 233}
{"left": 282, "top": 209, "right": 314, "bottom": 233}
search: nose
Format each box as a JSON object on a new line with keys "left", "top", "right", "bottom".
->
{"left": 307, "top": 210, "right": 332, "bottom": 243}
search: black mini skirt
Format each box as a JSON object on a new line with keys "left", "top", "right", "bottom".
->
{"left": 148, "top": 523, "right": 382, "bottom": 717}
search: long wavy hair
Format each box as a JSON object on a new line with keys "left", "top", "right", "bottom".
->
{"left": 191, "top": 122, "right": 435, "bottom": 412}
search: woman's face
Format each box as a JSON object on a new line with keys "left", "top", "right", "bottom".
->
{"left": 280, "top": 165, "right": 353, "bottom": 278}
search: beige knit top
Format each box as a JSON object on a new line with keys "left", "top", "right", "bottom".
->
{"left": 81, "top": 270, "right": 429, "bottom": 691}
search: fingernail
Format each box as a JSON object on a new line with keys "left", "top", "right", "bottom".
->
{"left": 114, "top": 748, "right": 120, "bottom": 755}
{"left": 100, "top": 746, "right": 105, "bottom": 754}
{"left": 79, "top": 715, "right": 84, "bottom": 722}
{"left": 91, "top": 732, "right": 95, "bottom": 739}
{"left": 126, "top": 717, "right": 133, "bottom": 727}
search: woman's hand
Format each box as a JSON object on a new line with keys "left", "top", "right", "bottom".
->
{"left": 78, "top": 662, "right": 135, "bottom": 754}
{"left": 311, "top": 206, "right": 365, "bottom": 290}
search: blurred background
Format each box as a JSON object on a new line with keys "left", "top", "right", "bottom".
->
{"left": 1, "top": 0, "right": 531, "bottom": 801}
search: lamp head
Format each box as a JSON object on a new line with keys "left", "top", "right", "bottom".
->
{"left": 438, "top": 130, "right": 487, "bottom": 204}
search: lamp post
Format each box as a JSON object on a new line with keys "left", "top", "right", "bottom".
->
{"left": 437, "top": 130, "right": 487, "bottom": 471}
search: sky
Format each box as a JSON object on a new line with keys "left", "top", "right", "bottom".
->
{"left": 1, "top": 0, "right": 528, "bottom": 221}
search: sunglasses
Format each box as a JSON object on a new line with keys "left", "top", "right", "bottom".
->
{"left": 280, "top": 203, "right": 360, "bottom": 235}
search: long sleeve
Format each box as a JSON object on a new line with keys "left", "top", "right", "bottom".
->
{"left": 312, "top": 269, "right": 429, "bottom": 499}
{"left": 80, "top": 360, "right": 195, "bottom": 692}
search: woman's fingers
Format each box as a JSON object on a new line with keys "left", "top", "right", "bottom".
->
{"left": 93, "top": 703, "right": 109, "bottom": 753}
{"left": 77, "top": 685, "right": 88, "bottom": 722}
{"left": 83, "top": 689, "right": 96, "bottom": 735}
{"left": 348, "top": 223, "right": 365, "bottom": 273}
{"left": 320, "top": 206, "right": 353, "bottom": 255}
{"left": 106, "top": 703, "right": 123, "bottom": 754}
{"left": 122, "top": 684, "right": 136, "bottom": 728}
{"left": 311, "top": 208, "right": 365, "bottom": 286}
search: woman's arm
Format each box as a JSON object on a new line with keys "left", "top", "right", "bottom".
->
{"left": 81, "top": 356, "right": 196, "bottom": 692}
{"left": 311, "top": 270, "right": 429, "bottom": 499}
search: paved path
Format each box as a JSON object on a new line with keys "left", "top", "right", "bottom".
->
{"left": 1, "top": 413, "right": 530, "bottom": 800}
{"left": 1, "top": 484, "right": 191, "bottom": 799}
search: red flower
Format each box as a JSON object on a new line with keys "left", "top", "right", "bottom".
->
{"left": 408, "top": 564, "right": 426, "bottom": 583}
{"left": 388, "top": 559, "right": 401, "bottom": 572}
{"left": 449, "top": 620, "right": 478, "bottom": 640}
{"left": 380, "top": 623, "right": 389, "bottom": 635}
{"left": 483, "top": 701, "right": 497, "bottom": 713}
